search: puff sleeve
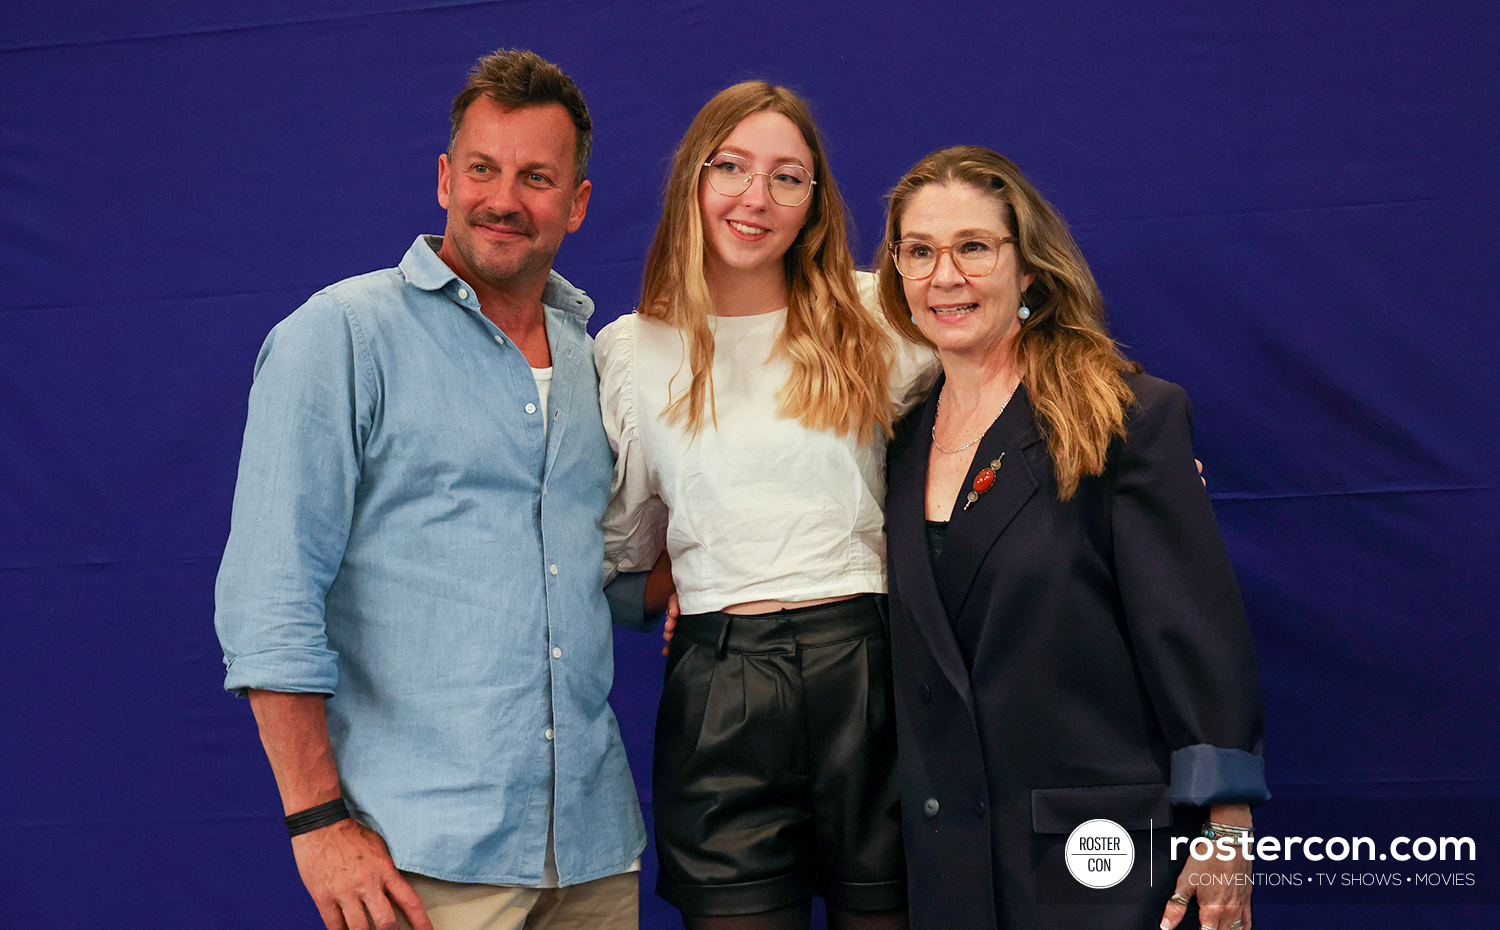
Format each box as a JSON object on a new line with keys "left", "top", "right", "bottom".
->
{"left": 595, "top": 314, "right": 670, "bottom": 630}
{"left": 854, "top": 271, "right": 939, "bottom": 416}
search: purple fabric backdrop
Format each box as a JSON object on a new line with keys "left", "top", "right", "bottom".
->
{"left": 3, "top": 2, "right": 1496, "bottom": 926}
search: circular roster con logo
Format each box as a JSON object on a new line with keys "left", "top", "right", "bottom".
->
{"left": 1065, "top": 818, "right": 1135, "bottom": 889}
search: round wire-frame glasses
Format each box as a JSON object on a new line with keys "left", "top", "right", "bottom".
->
{"left": 702, "top": 152, "right": 817, "bottom": 207}
{"left": 889, "top": 236, "right": 1017, "bottom": 280}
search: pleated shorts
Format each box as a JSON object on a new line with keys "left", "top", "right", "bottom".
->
{"left": 652, "top": 594, "right": 906, "bottom": 916}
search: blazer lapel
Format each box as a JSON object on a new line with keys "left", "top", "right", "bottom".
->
{"left": 936, "top": 385, "right": 1043, "bottom": 621}
{"left": 888, "top": 383, "right": 977, "bottom": 716}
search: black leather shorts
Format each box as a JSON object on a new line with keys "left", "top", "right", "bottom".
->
{"left": 652, "top": 594, "right": 906, "bottom": 917}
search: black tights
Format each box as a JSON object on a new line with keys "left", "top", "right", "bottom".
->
{"left": 681, "top": 904, "right": 909, "bottom": 930}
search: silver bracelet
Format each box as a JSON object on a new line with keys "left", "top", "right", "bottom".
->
{"left": 1202, "top": 821, "right": 1254, "bottom": 843}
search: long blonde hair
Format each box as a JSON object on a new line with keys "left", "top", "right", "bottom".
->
{"left": 877, "top": 146, "right": 1140, "bottom": 500}
{"left": 638, "top": 82, "right": 894, "bottom": 442}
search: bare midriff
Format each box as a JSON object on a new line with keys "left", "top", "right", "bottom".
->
{"left": 720, "top": 592, "right": 865, "bottom": 616}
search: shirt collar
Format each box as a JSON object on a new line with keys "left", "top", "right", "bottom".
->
{"left": 399, "top": 235, "right": 595, "bottom": 323}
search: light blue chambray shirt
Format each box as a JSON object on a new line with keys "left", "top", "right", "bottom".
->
{"left": 215, "top": 235, "right": 645, "bottom": 885}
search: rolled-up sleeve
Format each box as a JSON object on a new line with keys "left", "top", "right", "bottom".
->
{"left": 214, "top": 292, "right": 371, "bottom": 696}
{"left": 1110, "top": 377, "right": 1269, "bottom": 807}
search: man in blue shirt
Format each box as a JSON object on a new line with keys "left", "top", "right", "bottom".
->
{"left": 215, "top": 49, "right": 644, "bottom": 930}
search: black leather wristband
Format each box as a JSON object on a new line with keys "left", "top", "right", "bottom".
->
{"left": 285, "top": 797, "right": 351, "bottom": 837}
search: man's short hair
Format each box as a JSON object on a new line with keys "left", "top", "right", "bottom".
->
{"left": 449, "top": 48, "right": 592, "bottom": 184}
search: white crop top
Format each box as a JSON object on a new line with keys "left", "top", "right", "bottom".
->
{"left": 595, "top": 273, "right": 938, "bottom": 614}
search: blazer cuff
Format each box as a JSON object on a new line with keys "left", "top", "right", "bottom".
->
{"left": 605, "top": 570, "right": 653, "bottom": 633}
{"left": 1170, "top": 744, "right": 1270, "bottom": 807}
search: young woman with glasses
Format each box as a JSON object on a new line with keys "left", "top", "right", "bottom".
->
{"left": 595, "top": 82, "right": 934, "bottom": 930}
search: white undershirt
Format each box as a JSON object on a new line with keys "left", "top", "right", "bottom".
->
{"left": 532, "top": 366, "right": 552, "bottom": 434}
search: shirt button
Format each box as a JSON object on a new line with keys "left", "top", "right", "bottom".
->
{"left": 525, "top": 403, "right": 537, "bottom": 414}
{"left": 457, "top": 287, "right": 469, "bottom": 300}
{"left": 549, "top": 564, "right": 559, "bottom": 576}
{"left": 552, "top": 647, "right": 562, "bottom": 659}
{"left": 922, "top": 797, "right": 940, "bottom": 819}
{"left": 544, "top": 728, "right": 555, "bottom": 740}
{"left": 493, "top": 334, "right": 505, "bottom": 346}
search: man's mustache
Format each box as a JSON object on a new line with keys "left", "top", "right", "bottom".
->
{"left": 468, "top": 211, "right": 535, "bottom": 236}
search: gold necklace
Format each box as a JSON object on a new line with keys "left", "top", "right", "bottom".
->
{"left": 932, "top": 381, "right": 1019, "bottom": 455}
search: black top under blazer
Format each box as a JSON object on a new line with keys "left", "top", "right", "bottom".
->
{"left": 885, "top": 371, "right": 1267, "bottom": 930}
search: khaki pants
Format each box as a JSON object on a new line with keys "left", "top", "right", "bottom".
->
{"left": 394, "top": 870, "right": 638, "bottom": 930}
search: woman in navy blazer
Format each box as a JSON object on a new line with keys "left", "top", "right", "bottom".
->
{"left": 874, "top": 147, "right": 1268, "bottom": 930}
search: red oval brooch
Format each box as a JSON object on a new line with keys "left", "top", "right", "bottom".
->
{"left": 963, "top": 454, "right": 1005, "bottom": 511}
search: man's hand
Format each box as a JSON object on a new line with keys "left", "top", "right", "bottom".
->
{"left": 247, "top": 690, "right": 434, "bottom": 930}
{"left": 661, "top": 592, "right": 681, "bottom": 657}
{"left": 293, "top": 820, "right": 433, "bottom": 930}
{"left": 643, "top": 549, "right": 679, "bottom": 655}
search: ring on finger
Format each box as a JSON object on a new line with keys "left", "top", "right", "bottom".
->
{"left": 1170, "top": 893, "right": 1190, "bottom": 905}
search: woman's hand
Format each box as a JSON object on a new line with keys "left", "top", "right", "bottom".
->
{"left": 1161, "top": 804, "right": 1252, "bottom": 930}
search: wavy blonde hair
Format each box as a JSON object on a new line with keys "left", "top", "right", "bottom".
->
{"left": 638, "top": 82, "right": 894, "bottom": 442}
{"left": 876, "top": 146, "right": 1140, "bottom": 500}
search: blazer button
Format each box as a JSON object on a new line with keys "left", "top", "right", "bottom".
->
{"left": 920, "top": 683, "right": 932, "bottom": 703}
{"left": 973, "top": 799, "right": 987, "bottom": 819}
{"left": 922, "top": 797, "right": 940, "bottom": 819}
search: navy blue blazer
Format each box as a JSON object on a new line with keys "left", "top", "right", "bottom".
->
{"left": 885, "top": 372, "right": 1267, "bottom": 930}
